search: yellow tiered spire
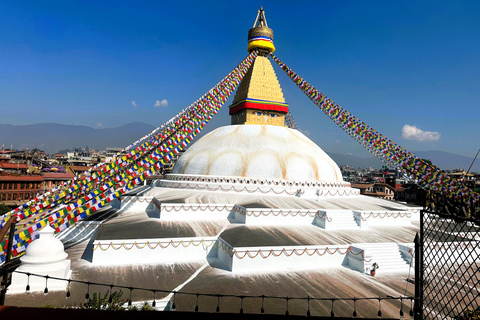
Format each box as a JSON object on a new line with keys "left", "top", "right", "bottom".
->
{"left": 229, "top": 7, "right": 288, "bottom": 127}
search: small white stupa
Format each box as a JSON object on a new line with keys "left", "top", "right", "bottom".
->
{"left": 8, "top": 225, "right": 71, "bottom": 294}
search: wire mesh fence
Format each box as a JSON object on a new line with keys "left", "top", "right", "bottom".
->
{"left": 421, "top": 208, "right": 480, "bottom": 319}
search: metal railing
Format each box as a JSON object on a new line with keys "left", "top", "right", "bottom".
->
{"left": 2, "top": 270, "right": 413, "bottom": 317}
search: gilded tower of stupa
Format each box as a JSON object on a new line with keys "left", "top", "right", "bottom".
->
{"left": 170, "top": 7, "right": 343, "bottom": 182}
{"left": 229, "top": 7, "right": 288, "bottom": 127}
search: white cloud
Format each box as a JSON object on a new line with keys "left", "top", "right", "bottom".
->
{"left": 96, "top": 123, "right": 103, "bottom": 127}
{"left": 154, "top": 99, "right": 168, "bottom": 108}
{"left": 131, "top": 100, "right": 137, "bottom": 107}
{"left": 401, "top": 124, "right": 440, "bottom": 142}
{"left": 301, "top": 129, "right": 310, "bottom": 136}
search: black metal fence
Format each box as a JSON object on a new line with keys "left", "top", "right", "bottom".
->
{"left": 421, "top": 193, "right": 480, "bottom": 319}
{"left": 1, "top": 269, "right": 414, "bottom": 317}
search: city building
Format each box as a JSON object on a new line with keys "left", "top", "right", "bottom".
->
{"left": 351, "top": 182, "right": 396, "bottom": 200}
{"left": 0, "top": 175, "right": 43, "bottom": 205}
{"left": 42, "top": 172, "right": 75, "bottom": 191}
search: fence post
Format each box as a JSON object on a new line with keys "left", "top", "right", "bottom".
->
{"left": 414, "top": 211, "right": 424, "bottom": 320}
{"left": 0, "top": 220, "right": 16, "bottom": 305}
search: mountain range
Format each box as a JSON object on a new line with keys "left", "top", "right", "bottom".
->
{"left": 1, "top": 122, "right": 479, "bottom": 172}
{"left": 328, "top": 150, "right": 480, "bottom": 172}
{"left": 0, "top": 122, "right": 156, "bottom": 154}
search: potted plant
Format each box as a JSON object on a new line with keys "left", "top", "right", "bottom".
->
{"left": 370, "top": 262, "right": 379, "bottom": 276}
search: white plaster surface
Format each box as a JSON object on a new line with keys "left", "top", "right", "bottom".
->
{"left": 172, "top": 125, "right": 343, "bottom": 182}
{"left": 8, "top": 226, "right": 71, "bottom": 294}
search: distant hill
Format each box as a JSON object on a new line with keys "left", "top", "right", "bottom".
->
{"left": 2, "top": 122, "right": 479, "bottom": 172}
{"left": 329, "top": 152, "right": 384, "bottom": 169}
{"left": 0, "top": 122, "right": 156, "bottom": 154}
{"left": 329, "top": 150, "right": 480, "bottom": 173}
{"left": 410, "top": 150, "right": 480, "bottom": 173}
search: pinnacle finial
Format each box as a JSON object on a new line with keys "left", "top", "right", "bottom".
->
{"left": 252, "top": 6, "right": 268, "bottom": 28}
{"left": 248, "top": 7, "right": 275, "bottom": 53}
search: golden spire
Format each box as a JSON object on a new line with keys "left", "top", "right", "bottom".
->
{"left": 229, "top": 7, "right": 288, "bottom": 126}
{"left": 247, "top": 7, "right": 275, "bottom": 54}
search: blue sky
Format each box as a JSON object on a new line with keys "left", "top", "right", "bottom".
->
{"left": 1, "top": 1, "right": 479, "bottom": 159}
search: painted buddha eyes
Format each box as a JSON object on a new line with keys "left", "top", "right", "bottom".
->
{"left": 254, "top": 111, "right": 279, "bottom": 117}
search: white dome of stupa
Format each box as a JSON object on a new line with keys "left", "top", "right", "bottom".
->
{"left": 172, "top": 124, "right": 343, "bottom": 183}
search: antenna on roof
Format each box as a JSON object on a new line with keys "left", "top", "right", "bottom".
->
{"left": 466, "top": 147, "right": 480, "bottom": 176}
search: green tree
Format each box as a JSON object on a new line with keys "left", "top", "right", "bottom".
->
{"left": 455, "top": 307, "right": 480, "bottom": 320}
{"left": 0, "top": 203, "right": 11, "bottom": 215}
{"left": 81, "top": 290, "right": 126, "bottom": 311}
{"left": 421, "top": 158, "right": 433, "bottom": 166}
{"left": 80, "top": 290, "right": 156, "bottom": 311}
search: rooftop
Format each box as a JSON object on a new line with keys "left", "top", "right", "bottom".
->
{"left": 42, "top": 172, "right": 75, "bottom": 179}
{"left": 0, "top": 175, "right": 44, "bottom": 182}
{"left": 0, "top": 163, "right": 29, "bottom": 170}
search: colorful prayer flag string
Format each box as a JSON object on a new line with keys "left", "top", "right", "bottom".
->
{"left": 270, "top": 53, "right": 479, "bottom": 205}
{"left": 0, "top": 50, "right": 257, "bottom": 263}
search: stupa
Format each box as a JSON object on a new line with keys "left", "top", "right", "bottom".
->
{"left": 5, "top": 9, "right": 421, "bottom": 317}
{"left": 8, "top": 225, "right": 71, "bottom": 293}
{"left": 90, "top": 7, "right": 420, "bottom": 275}
{"left": 160, "top": 7, "right": 345, "bottom": 197}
